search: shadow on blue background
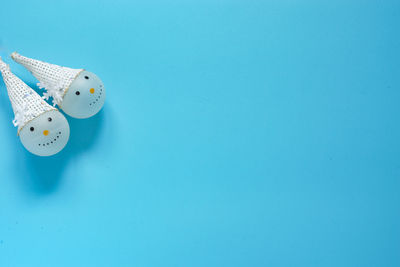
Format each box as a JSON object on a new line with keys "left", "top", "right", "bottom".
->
{"left": 20, "top": 107, "right": 105, "bottom": 194}
{"left": 0, "top": 77, "right": 106, "bottom": 194}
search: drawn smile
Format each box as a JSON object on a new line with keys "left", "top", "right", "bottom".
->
{"left": 38, "top": 131, "right": 62, "bottom": 147}
{"left": 89, "top": 85, "right": 103, "bottom": 106}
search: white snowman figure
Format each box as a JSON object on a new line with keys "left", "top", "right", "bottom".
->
{"left": 11, "top": 52, "right": 105, "bottom": 119}
{"left": 0, "top": 58, "right": 70, "bottom": 156}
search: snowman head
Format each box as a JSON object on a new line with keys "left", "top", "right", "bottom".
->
{"left": 60, "top": 71, "right": 106, "bottom": 118}
{"left": 19, "top": 110, "right": 70, "bottom": 156}
{"left": 11, "top": 53, "right": 106, "bottom": 119}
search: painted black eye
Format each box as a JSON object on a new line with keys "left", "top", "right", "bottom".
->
{"left": 85, "top": 76, "right": 89, "bottom": 79}
{"left": 48, "top": 117, "right": 52, "bottom": 122}
{"left": 30, "top": 127, "right": 34, "bottom": 132}
{"left": 76, "top": 91, "right": 80, "bottom": 95}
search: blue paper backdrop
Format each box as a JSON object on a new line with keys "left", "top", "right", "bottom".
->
{"left": 0, "top": 0, "right": 399, "bottom": 266}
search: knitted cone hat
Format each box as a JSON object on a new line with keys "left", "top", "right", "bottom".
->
{"left": 11, "top": 52, "right": 83, "bottom": 106}
{"left": 0, "top": 57, "right": 56, "bottom": 134}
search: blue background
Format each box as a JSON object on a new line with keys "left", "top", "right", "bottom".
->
{"left": 0, "top": 0, "right": 399, "bottom": 266}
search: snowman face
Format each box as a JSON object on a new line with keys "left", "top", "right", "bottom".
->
{"left": 19, "top": 110, "right": 70, "bottom": 156}
{"left": 60, "top": 71, "right": 106, "bottom": 119}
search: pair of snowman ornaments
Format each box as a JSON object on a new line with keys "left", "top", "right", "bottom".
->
{"left": 0, "top": 53, "right": 106, "bottom": 156}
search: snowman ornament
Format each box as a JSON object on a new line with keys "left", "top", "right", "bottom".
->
{"left": 11, "top": 52, "right": 106, "bottom": 119}
{"left": 0, "top": 58, "right": 70, "bottom": 156}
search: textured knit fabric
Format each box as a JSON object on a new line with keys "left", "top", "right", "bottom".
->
{"left": 0, "top": 58, "right": 56, "bottom": 133}
{"left": 11, "top": 52, "right": 83, "bottom": 106}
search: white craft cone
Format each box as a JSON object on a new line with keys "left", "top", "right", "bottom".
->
{"left": 11, "top": 52, "right": 83, "bottom": 106}
{"left": 0, "top": 57, "right": 55, "bottom": 133}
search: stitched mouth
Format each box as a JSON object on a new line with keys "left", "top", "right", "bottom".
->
{"left": 89, "top": 85, "right": 103, "bottom": 106}
{"left": 38, "top": 131, "right": 62, "bottom": 147}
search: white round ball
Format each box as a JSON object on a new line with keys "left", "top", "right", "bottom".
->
{"left": 60, "top": 71, "right": 106, "bottom": 119}
{"left": 19, "top": 110, "right": 70, "bottom": 156}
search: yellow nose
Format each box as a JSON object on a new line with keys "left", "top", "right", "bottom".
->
{"left": 43, "top": 130, "right": 49, "bottom": 136}
{"left": 90, "top": 88, "right": 95, "bottom": 94}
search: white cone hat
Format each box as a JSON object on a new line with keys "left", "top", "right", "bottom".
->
{"left": 11, "top": 52, "right": 83, "bottom": 106}
{"left": 0, "top": 57, "right": 56, "bottom": 134}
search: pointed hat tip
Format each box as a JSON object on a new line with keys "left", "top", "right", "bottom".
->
{"left": 10, "top": 52, "right": 19, "bottom": 60}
